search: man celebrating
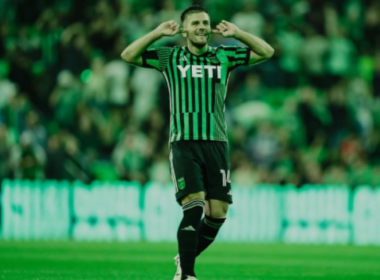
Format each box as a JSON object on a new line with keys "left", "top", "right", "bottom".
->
{"left": 121, "top": 5, "right": 274, "bottom": 280}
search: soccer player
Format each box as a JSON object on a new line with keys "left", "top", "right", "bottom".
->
{"left": 121, "top": 5, "right": 274, "bottom": 280}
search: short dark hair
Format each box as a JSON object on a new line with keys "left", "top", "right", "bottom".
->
{"left": 181, "top": 5, "right": 209, "bottom": 23}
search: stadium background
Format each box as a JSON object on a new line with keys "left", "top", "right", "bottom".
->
{"left": 0, "top": 0, "right": 380, "bottom": 279}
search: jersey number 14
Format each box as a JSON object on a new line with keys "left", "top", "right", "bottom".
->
{"left": 220, "top": 169, "right": 231, "bottom": 187}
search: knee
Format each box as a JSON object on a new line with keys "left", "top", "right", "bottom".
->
{"left": 181, "top": 191, "right": 205, "bottom": 205}
{"left": 210, "top": 202, "right": 229, "bottom": 218}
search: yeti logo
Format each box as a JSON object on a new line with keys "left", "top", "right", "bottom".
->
{"left": 177, "top": 65, "right": 221, "bottom": 79}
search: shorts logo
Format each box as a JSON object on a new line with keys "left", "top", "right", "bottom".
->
{"left": 178, "top": 177, "right": 186, "bottom": 190}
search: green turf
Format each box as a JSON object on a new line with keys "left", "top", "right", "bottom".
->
{"left": 0, "top": 241, "right": 379, "bottom": 280}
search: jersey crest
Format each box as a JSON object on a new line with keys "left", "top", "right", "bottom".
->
{"left": 207, "top": 55, "right": 220, "bottom": 64}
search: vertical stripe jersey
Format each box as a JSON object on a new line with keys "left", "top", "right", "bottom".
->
{"left": 141, "top": 45, "right": 251, "bottom": 143}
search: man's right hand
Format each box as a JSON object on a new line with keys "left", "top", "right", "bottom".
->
{"left": 121, "top": 20, "right": 183, "bottom": 66}
{"left": 155, "top": 20, "right": 183, "bottom": 37}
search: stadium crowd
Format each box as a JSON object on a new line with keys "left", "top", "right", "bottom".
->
{"left": 1, "top": 0, "right": 380, "bottom": 187}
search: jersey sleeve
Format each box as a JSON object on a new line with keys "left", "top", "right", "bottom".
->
{"left": 222, "top": 46, "right": 251, "bottom": 70}
{"left": 141, "top": 47, "right": 173, "bottom": 72}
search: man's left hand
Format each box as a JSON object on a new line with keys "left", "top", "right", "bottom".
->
{"left": 212, "top": 20, "right": 240, "bottom": 38}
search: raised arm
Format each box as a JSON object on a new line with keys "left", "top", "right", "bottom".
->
{"left": 121, "top": 21, "right": 182, "bottom": 66}
{"left": 213, "top": 20, "right": 274, "bottom": 65}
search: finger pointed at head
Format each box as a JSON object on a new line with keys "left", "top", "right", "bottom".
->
{"left": 181, "top": 28, "right": 187, "bottom": 37}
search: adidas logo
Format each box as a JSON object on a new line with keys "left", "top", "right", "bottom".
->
{"left": 227, "top": 190, "right": 232, "bottom": 196}
{"left": 180, "top": 56, "right": 188, "bottom": 62}
{"left": 181, "top": 225, "right": 196, "bottom": 231}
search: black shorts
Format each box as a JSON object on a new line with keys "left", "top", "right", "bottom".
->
{"left": 169, "top": 140, "right": 233, "bottom": 205}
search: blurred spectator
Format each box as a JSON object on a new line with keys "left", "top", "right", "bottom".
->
{"left": 231, "top": 1, "right": 264, "bottom": 39}
{"left": 301, "top": 26, "right": 329, "bottom": 89}
{"left": 2, "top": 94, "right": 31, "bottom": 137}
{"left": 302, "top": 132, "right": 328, "bottom": 165}
{"left": 149, "top": 153, "right": 172, "bottom": 185}
{"left": 231, "top": 154, "right": 255, "bottom": 185}
{"left": 326, "top": 84, "right": 356, "bottom": 148}
{"left": 35, "top": 9, "right": 63, "bottom": 66}
{"left": 326, "top": 28, "right": 357, "bottom": 77}
{"left": 0, "top": 125, "right": 13, "bottom": 180}
{"left": 104, "top": 53, "right": 130, "bottom": 107}
{"left": 246, "top": 122, "right": 279, "bottom": 168}
{"left": 45, "top": 134, "right": 66, "bottom": 180}
{"left": 323, "top": 164, "right": 348, "bottom": 185}
{"left": 325, "top": 6, "right": 357, "bottom": 78}
{"left": 49, "top": 70, "right": 81, "bottom": 130}
{"left": 9, "top": 131, "right": 46, "bottom": 180}
{"left": 363, "top": 2, "right": 380, "bottom": 54}
{"left": 346, "top": 77, "right": 373, "bottom": 138}
{"left": 112, "top": 124, "right": 152, "bottom": 183}
{"left": 299, "top": 160, "right": 323, "bottom": 185}
{"left": 342, "top": 0, "right": 364, "bottom": 48}
{"left": 373, "top": 50, "right": 380, "bottom": 97}
{"left": 76, "top": 107, "right": 100, "bottom": 158}
{"left": 276, "top": 25, "right": 304, "bottom": 88}
{"left": 349, "top": 156, "right": 372, "bottom": 186}
{"left": 131, "top": 67, "right": 162, "bottom": 124}
{"left": 0, "top": 71, "right": 17, "bottom": 109}
{"left": 62, "top": 135, "right": 92, "bottom": 183}
{"left": 229, "top": 73, "right": 265, "bottom": 106}
{"left": 60, "top": 24, "right": 91, "bottom": 75}
{"left": 371, "top": 165, "right": 380, "bottom": 187}
{"left": 297, "top": 86, "right": 327, "bottom": 145}
{"left": 88, "top": 1, "right": 119, "bottom": 57}
{"left": 23, "top": 110, "right": 47, "bottom": 148}
{"left": 83, "top": 57, "right": 108, "bottom": 106}
{"left": 367, "top": 129, "right": 380, "bottom": 165}
{"left": 340, "top": 133, "right": 362, "bottom": 166}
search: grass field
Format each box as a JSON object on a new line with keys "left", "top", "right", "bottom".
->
{"left": 1, "top": 241, "right": 379, "bottom": 280}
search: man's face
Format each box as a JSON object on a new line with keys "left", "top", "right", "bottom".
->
{"left": 183, "top": 12, "right": 211, "bottom": 46}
